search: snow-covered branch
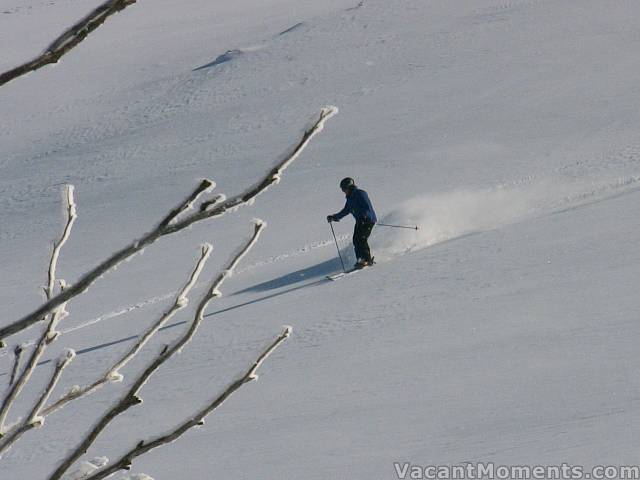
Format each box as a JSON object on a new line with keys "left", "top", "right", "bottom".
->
{"left": 0, "top": 350, "right": 75, "bottom": 456}
{"left": 0, "top": 244, "right": 213, "bottom": 457}
{"left": 157, "top": 179, "right": 214, "bottom": 229}
{"left": 0, "top": 306, "right": 67, "bottom": 436}
{"left": 0, "top": 106, "right": 337, "bottom": 341}
{"left": 0, "top": 0, "right": 139, "bottom": 88}
{"left": 0, "top": 186, "right": 76, "bottom": 434}
{"left": 48, "top": 222, "right": 265, "bottom": 480}
{"left": 83, "top": 326, "right": 292, "bottom": 480}
{"left": 47, "top": 186, "right": 77, "bottom": 300}
{"left": 41, "top": 244, "right": 213, "bottom": 417}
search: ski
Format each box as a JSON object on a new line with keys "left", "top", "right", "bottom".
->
{"left": 326, "top": 260, "right": 375, "bottom": 281}
{"left": 326, "top": 268, "right": 359, "bottom": 281}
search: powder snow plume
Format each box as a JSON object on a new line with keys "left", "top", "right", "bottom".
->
{"left": 371, "top": 187, "right": 539, "bottom": 259}
{"left": 370, "top": 174, "right": 640, "bottom": 259}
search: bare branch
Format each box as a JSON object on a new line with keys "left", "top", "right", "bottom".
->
{"left": 0, "top": 106, "right": 337, "bottom": 341}
{"left": 84, "top": 326, "right": 292, "bottom": 480}
{"left": 41, "top": 244, "right": 213, "bottom": 418}
{"left": 48, "top": 222, "right": 265, "bottom": 480}
{"left": 0, "top": 350, "right": 75, "bottom": 457}
{"left": 0, "top": 0, "right": 139, "bottom": 88}
{"left": 8, "top": 345, "right": 24, "bottom": 386}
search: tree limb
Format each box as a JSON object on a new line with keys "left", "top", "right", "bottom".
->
{"left": 0, "top": 106, "right": 337, "bottom": 341}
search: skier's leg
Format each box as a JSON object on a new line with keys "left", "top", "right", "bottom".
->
{"left": 354, "top": 221, "right": 373, "bottom": 263}
{"left": 353, "top": 223, "right": 364, "bottom": 260}
{"left": 360, "top": 222, "right": 374, "bottom": 263}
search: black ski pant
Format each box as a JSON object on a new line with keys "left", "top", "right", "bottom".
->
{"left": 353, "top": 220, "right": 375, "bottom": 262}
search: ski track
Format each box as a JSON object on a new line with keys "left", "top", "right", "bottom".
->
{"left": 4, "top": 170, "right": 640, "bottom": 364}
{"left": 0, "top": 232, "right": 352, "bottom": 360}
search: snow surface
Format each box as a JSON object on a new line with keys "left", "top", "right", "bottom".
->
{"left": 2, "top": 0, "right": 640, "bottom": 478}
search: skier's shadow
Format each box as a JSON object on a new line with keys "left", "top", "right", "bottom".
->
{"left": 235, "top": 258, "right": 341, "bottom": 294}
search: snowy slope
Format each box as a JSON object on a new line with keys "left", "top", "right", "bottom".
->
{"left": 2, "top": 0, "right": 640, "bottom": 478}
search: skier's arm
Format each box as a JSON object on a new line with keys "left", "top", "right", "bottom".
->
{"left": 358, "top": 190, "right": 376, "bottom": 223}
{"left": 332, "top": 201, "right": 351, "bottom": 221}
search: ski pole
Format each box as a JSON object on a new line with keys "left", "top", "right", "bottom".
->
{"left": 376, "top": 222, "right": 419, "bottom": 230}
{"left": 329, "top": 221, "right": 347, "bottom": 273}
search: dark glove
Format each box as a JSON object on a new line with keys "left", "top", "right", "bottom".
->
{"left": 327, "top": 215, "right": 336, "bottom": 223}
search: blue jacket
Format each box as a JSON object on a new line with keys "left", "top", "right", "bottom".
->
{"left": 334, "top": 188, "right": 377, "bottom": 223}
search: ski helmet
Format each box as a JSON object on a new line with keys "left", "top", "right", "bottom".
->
{"left": 340, "top": 177, "right": 355, "bottom": 191}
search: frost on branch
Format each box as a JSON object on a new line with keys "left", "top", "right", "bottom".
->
{"left": 0, "top": 183, "right": 77, "bottom": 437}
{"left": 0, "top": 346, "right": 75, "bottom": 455}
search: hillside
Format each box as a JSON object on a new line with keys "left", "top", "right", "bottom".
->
{"left": 1, "top": 1, "right": 640, "bottom": 478}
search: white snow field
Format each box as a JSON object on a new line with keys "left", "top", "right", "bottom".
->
{"left": 2, "top": 0, "right": 640, "bottom": 478}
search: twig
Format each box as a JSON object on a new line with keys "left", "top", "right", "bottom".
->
{"left": 0, "top": 0, "right": 139, "bottom": 88}
{"left": 0, "top": 106, "right": 337, "bottom": 341}
{"left": 28, "top": 350, "right": 75, "bottom": 426}
{"left": 0, "top": 307, "right": 67, "bottom": 435}
{"left": 84, "top": 326, "right": 291, "bottom": 480}
{"left": 48, "top": 222, "right": 265, "bottom": 480}
{"left": 157, "top": 179, "right": 214, "bottom": 229}
{"left": 8, "top": 345, "right": 24, "bottom": 386}
{"left": 47, "top": 186, "right": 77, "bottom": 300}
{"left": 198, "top": 193, "right": 227, "bottom": 213}
{"left": 0, "top": 350, "right": 75, "bottom": 457}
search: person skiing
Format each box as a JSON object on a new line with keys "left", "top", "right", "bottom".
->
{"left": 327, "top": 177, "right": 377, "bottom": 269}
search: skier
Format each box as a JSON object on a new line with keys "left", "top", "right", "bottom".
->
{"left": 327, "top": 177, "right": 377, "bottom": 269}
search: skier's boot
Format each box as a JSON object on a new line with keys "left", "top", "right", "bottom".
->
{"left": 354, "top": 258, "right": 368, "bottom": 269}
